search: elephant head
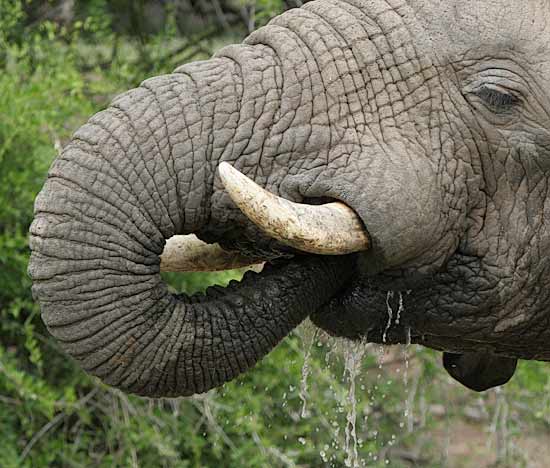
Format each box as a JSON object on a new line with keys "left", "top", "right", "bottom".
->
{"left": 29, "top": 0, "right": 550, "bottom": 396}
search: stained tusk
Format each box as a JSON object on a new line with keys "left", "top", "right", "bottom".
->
{"left": 218, "top": 162, "right": 370, "bottom": 255}
{"left": 160, "top": 235, "right": 260, "bottom": 272}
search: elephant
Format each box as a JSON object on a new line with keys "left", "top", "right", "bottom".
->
{"left": 28, "top": 0, "right": 550, "bottom": 397}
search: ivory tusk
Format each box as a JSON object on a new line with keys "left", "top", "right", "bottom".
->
{"left": 160, "top": 235, "right": 260, "bottom": 272}
{"left": 218, "top": 162, "right": 370, "bottom": 255}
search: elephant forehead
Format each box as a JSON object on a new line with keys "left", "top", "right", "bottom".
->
{"left": 410, "top": 0, "right": 550, "bottom": 59}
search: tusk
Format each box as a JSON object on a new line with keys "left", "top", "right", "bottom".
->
{"left": 160, "top": 235, "right": 260, "bottom": 272}
{"left": 218, "top": 162, "right": 370, "bottom": 255}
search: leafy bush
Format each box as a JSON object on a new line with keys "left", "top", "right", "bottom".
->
{"left": 1, "top": 1, "right": 549, "bottom": 467}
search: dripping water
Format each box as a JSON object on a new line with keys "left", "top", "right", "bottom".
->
{"left": 299, "top": 326, "right": 319, "bottom": 418}
{"left": 343, "top": 340, "right": 367, "bottom": 467}
{"left": 383, "top": 291, "right": 405, "bottom": 342}
{"left": 403, "top": 328, "right": 416, "bottom": 433}
{"left": 395, "top": 292, "right": 404, "bottom": 325}
{"left": 382, "top": 292, "right": 394, "bottom": 343}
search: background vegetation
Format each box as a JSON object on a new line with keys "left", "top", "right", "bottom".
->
{"left": 1, "top": 1, "right": 549, "bottom": 466}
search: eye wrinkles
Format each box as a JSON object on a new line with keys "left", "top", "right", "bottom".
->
{"left": 473, "top": 86, "right": 521, "bottom": 113}
{"left": 454, "top": 62, "right": 527, "bottom": 113}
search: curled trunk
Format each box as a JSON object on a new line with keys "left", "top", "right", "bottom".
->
{"left": 28, "top": 49, "right": 357, "bottom": 396}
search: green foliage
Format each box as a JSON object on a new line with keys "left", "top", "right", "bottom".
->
{"left": 247, "top": 0, "right": 287, "bottom": 25}
{"left": 0, "top": 0, "right": 25, "bottom": 45}
{"left": 0, "top": 1, "right": 549, "bottom": 466}
{"left": 162, "top": 270, "right": 245, "bottom": 295}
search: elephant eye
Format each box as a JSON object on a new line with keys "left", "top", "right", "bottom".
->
{"left": 474, "top": 86, "right": 520, "bottom": 113}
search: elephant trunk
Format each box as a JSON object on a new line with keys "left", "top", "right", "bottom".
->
{"left": 28, "top": 52, "right": 354, "bottom": 397}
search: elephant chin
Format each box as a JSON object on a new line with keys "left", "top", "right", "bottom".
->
{"left": 442, "top": 352, "right": 518, "bottom": 392}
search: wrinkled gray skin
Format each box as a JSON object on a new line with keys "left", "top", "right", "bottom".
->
{"left": 29, "top": 0, "right": 550, "bottom": 397}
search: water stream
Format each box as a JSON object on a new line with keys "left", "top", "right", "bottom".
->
{"left": 343, "top": 341, "right": 367, "bottom": 467}
{"left": 299, "top": 326, "right": 319, "bottom": 418}
{"left": 403, "top": 329, "right": 413, "bottom": 433}
{"left": 383, "top": 291, "right": 405, "bottom": 343}
{"left": 295, "top": 292, "right": 432, "bottom": 466}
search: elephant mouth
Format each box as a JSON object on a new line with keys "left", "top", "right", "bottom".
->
{"left": 159, "top": 162, "right": 375, "bottom": 340}
{"left": 159, "top": 162, "right": 453, "bottom": 349}
{"left": 159, "top": 164, "right": 497, "bottom": 358}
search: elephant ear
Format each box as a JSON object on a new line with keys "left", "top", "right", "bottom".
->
{"left": 442, "top": 352, "right": 518, "bottom": 392}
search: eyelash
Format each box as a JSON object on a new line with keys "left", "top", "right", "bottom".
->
{"left": 473, "top": 86, "right": 521, "bottom": 113}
